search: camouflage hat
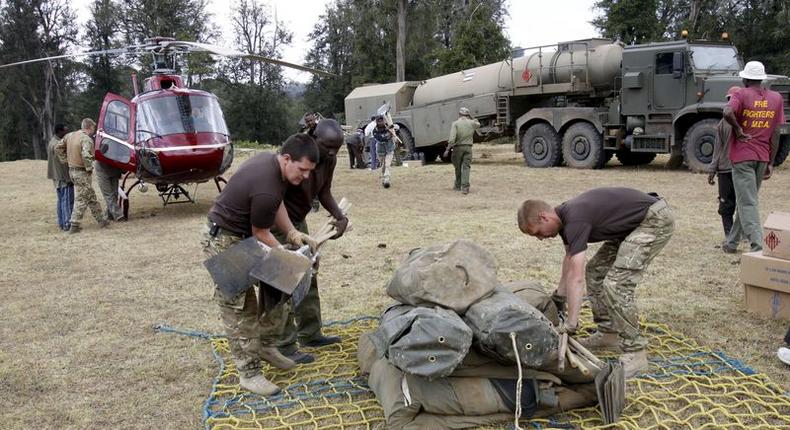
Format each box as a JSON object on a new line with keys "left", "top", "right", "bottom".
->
{"left": 459, "top": 107, "right": 471, "bottom": 116}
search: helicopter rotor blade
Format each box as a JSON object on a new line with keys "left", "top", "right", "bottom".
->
{"left": 162, "top": 41, "right": 336, "bottom": 77}
{"left": 0, "top": 45, "right": 149, "bottom": 69}
{"left": 242, "top": 54, "right": 335, "bottom": 77}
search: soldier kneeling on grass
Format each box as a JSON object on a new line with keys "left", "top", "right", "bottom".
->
{"left": 517, "top": 187, "right": 675, "bottom": 378}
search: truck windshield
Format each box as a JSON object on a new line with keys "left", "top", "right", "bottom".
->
{"left": 136, "top": 94, "right": 228, "bottom": 140}
{"left": 689, "top": 46, "right": 740, "bottom": 71}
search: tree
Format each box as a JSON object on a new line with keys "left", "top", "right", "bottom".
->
{"left": 304, "top": 0, "right": 511, "bottom": 118}
{"left": 209, "top": 0, "right": 295, "bottom": 145}
{"left": 71, "top": 0, "right": 133, "bottom": 122}
{"left": 119, "top": 0, "right": 217, "bottom": 84}
{"left": 0, "top": 0, "right": 77, "bottom": 160}
{"left": 433, "top": 0, "right": 511, "bottom": 75}
{"left": 396, "top": 0, "right": 406, "bottom": 81}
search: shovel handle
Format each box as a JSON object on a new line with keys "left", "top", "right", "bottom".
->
{"left": 558, "top": 332, "right": 568, "bottom": 372}
{"left": 567, "top": 336, "right": 606, "bottom": 369}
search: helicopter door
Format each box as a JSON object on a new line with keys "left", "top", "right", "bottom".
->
{"left": 96, "top": 93, "right": 135, "bottom": 170}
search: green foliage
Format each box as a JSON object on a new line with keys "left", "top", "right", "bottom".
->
{"left": 592, "top": 0, "right": 790, "bottom": 75}
{"left": 303, "top": 0, "right": 511, "bottom": 118}
{"left": 433, "top": 1, "right": 510, "bottom": 74}
{"left": 0, "top": 0, "right": 77, "bottom": 160}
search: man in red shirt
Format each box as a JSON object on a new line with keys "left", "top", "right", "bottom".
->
{"left": 722, "top": 61, "right": 786, "bottom": 253}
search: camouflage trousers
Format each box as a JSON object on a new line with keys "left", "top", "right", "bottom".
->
{"left": 585, "top": 199, "right": 674, "bottom": 352}
{"left": 69, "top": 168, "right": 105, "bottom": 227}
{"left": 201, "top": 225, "right": 291, "bottom": 378}
{"left": 272, "top": 220, "right": 324, "bottom": 354}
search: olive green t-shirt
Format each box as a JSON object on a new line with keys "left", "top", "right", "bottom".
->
{"left": 556, "top": 187, "right": 658, "bottom": 256}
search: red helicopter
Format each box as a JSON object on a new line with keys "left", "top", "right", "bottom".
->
{"left": 0, "top": 37, "right": 331, "bottom": 218}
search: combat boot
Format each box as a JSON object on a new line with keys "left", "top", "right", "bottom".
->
{"left": 260, "top": 347, "right": 296, "bottom": 370}
{"left": 577, "top": 331, "right": 621, "bottom": 351}
{"left": 619, "top": 349, "right": 648, "bottom": 378}
{"left": 461, "top": 186, "right": 469, "bottom": 195}
{"left": 239, "top": 374, "right": 280, "bottom": 396}
{"left": 67, "top": 224, "right": 82, "bottom": 234}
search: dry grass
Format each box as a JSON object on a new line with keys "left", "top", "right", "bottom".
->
{"left": 1, "top": 144, "right": 788, "bottom": 429}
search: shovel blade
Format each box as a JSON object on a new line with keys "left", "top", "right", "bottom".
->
{"left": 249, "top": 246, "right": 312, "bottom": 294}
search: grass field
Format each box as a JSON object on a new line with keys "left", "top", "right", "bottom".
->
{"left": 1, "top": 143, "right": 788, "bottom": 429}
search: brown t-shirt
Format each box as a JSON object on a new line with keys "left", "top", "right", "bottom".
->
{"left": 284, "top": 154, "right": 338, "bottom": 223}
{"left": 556, "top": 187, "right": 658, "bottom": 256}
{"left": 207, "top": 152, "right": 286, "bottom": 236}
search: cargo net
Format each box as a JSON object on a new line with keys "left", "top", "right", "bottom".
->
{"left": 154, "top": 313, "right": 790, "bottom": 430}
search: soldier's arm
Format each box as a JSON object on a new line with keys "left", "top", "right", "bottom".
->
{"left": 562, "top": 250, "right": 587, "bottom": 329}
{"left": 81, "top": 134, "right": 95, "bottom": 171}
{"left": 472, "top": 119, "right": 481, "bottom": 129}
{"left": 55, "top": 139, "right": 67, "bottom": 164}
{"left": 252, "top": 225, "right": 280, "bottom": 248}
{"left": 448, "top": 122, "right": 457, "bottom": 147}
{"left": 273, "top": 202, "right": 296, "bottom": 240}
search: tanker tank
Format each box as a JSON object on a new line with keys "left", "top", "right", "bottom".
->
{"left": 412, "top": 40, "right": 623, "bottom": 107}
{"left": 517, "top": 41, "right": 623, "bottom": 91}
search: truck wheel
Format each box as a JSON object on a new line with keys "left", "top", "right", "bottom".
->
{"left": 561, "top": 123, "right": 605, "bottom": 169}
{"left": 396, "top": 126, "right": 415, "bottom": 161}
{"left": 773, "top": 135, "right": 790, "bottom": 166}
{"left": 615, "top": 150, "right": 656, "bottom": 166}
{"left": 683, "top": 119, "right": 719, "bottom": 173}
{"left": 522, "top": 123, "right": 562, "bottom": 168}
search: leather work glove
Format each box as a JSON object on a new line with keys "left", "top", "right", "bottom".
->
{"left": 286, "top": 229, "right": 318, "bottom": 253}
{"left": 331, "top": 216, "right": 349, "bottom": 239}
{"left": 707, "top": 172, "right": 716, "bottom": 186}
{"left": 443, "top": 148, "right": 451, "bottom": 159}
{"left": 557, "top": 319, "right": 578, "bottom": 335}
{"left": 551, "top": 289, "right": 567, "bottom": 317}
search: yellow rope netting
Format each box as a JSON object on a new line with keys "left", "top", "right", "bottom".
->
{"left": 191, "top": 315, "right": 790, "bottom": 430}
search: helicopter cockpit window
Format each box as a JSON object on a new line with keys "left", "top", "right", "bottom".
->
{"left": 104, "top": 100, "right": 130, "bottom": 140}
{"left": 136, "top": 95, "right": 228, "bottom": 141}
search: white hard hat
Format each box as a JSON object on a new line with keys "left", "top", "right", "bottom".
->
{"left": 739, "top": 61, "right": 768, "bottom": 81}
{"left": 459, "top": 107, "right": 471, "bottom": 116}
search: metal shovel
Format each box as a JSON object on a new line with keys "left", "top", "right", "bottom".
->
{"left": 249, "top": 245, "right": 315, "bottom": 309}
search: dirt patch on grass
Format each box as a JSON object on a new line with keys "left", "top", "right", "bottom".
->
{"left": 1, "top": 145, "right": 788, "bottom": 428}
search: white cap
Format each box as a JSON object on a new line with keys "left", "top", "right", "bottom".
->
{"left": 459, "top": 107, "right": 471, "bottom": 116}
{"left": 739, "top": 61, "right": 768, "bottom": 81}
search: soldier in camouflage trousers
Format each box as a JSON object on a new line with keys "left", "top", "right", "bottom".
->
{"left": 201, "top": 226, "right": 293, "bottom": 379}
{"left": 584, "top": 198, "right": 674, "bottom": 353}
{"left": 57, "top": 118, "right": 108, "bottom": 234}
{"left": 518, "top": 188, "right": 674, "bottom": 378}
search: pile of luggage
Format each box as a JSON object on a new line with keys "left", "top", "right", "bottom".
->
{"left": 358, "top": 240, "right": 623, "bottom": 430}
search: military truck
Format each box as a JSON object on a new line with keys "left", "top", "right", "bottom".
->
{"left": 344, "top": 38, "right": 790, "bottom": 171}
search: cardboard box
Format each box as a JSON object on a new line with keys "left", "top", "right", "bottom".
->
{"left": 740, "top": 251, "right": 790, "bottom": 293}
{"left": 762, "top": 211, "right": 790, "bottom": 260}
{"left": 743, "top": 284, "right": 790, "bottom": 320}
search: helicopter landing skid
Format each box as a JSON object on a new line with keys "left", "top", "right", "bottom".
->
{"left": 214, "top": 176, "right": 227, "bottom": 192}
{"left": 156, "top": 183, "right": 197, "bottom": 206}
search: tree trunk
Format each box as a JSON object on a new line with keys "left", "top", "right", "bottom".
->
{"left": 396, "top": 0, "right": 406, "bottom": 82}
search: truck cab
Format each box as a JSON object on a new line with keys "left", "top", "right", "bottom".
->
{"left": 611, "top": 40, "right": 789, "bottom": 171}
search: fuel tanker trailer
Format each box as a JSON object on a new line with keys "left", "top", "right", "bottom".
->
{"left": 344, "top": 38, "right": 790, "bottom": 171}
